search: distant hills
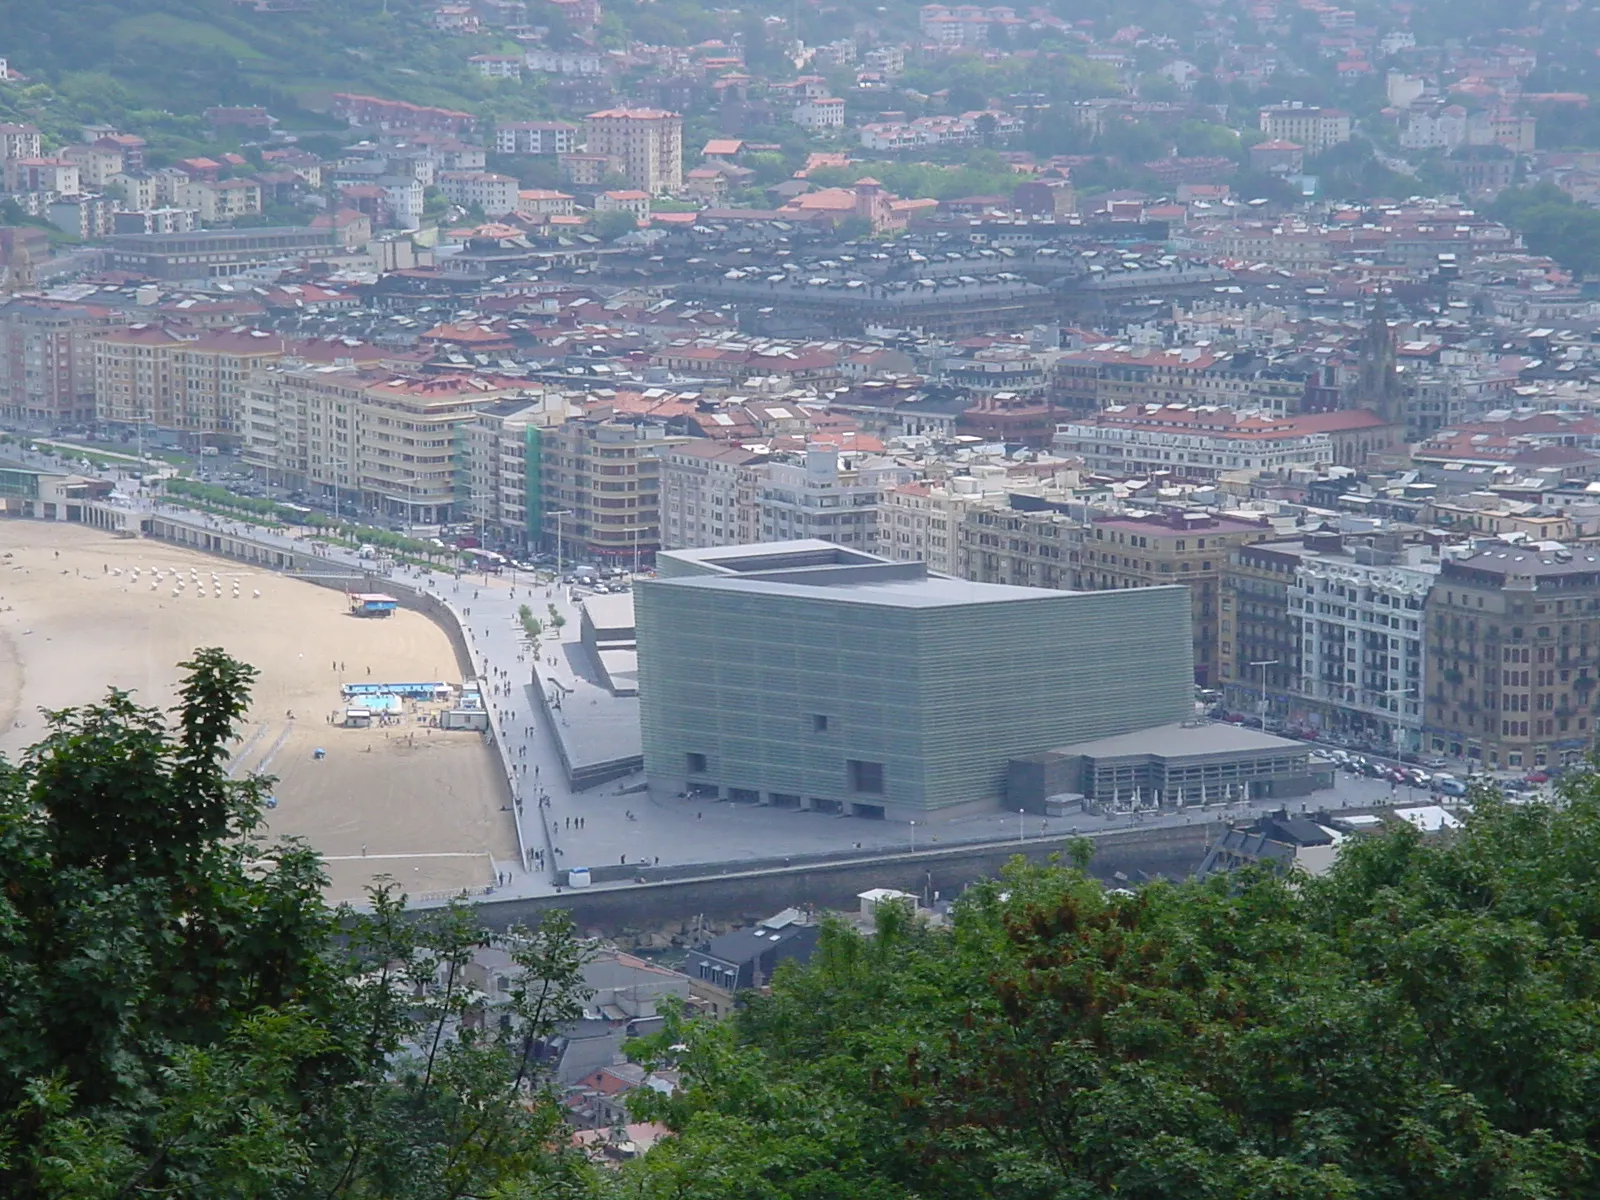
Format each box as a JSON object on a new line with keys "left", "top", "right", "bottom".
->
{"left": 0, "top": 0, "right": 546, "bottom": 146}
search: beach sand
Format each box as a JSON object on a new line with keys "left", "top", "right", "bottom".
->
{"left": 0, "top": 521, "right": 515, "bottom": 903}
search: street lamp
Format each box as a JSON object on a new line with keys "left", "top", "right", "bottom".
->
{"left": 1018, "top": 808, "right": 1025, "bottom": 844}
{"left": 547, "top": 509, "right": 573, "bottom": 574}
{"left": 1249, "top": 659, "right": 1279, "bottom": 730}
{"left": 323, "top": 457, "right": 350, "bottom": 526}
{"left": 909, "top": 819, "right": 918, "bottom": 852}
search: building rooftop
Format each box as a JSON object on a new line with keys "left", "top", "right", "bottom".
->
{"left": 1058, "top": 721, "right": 1306, "bottom": 759}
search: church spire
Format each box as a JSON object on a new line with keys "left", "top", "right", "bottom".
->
{"left": 1358, "top": 289, "right": 1399, "bottom": 425}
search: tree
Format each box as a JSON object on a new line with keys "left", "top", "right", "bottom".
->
{"left": 590, "top": 209, "right": 638, "bottom": 241}
{"left": 0, "top": 649, "right": 596, "bottom": 1199}
{"left": 621, "top": 787, "right": 1600, "bottom": 1199}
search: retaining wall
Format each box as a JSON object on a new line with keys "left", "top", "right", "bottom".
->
{"left": 470, "top": 822, "right": 1210, "bottom": 933}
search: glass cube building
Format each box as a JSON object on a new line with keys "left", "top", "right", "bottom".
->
{"left": 635, "top": 541, "right": 1195, "bottom": 820}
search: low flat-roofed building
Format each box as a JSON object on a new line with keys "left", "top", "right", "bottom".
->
{"left": 1010, "top": 721, "right": 1327, "bottom": 812}
{"left": 636, "top": 540, "right": 1195, "bottom": 820}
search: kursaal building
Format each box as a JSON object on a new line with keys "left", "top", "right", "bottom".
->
{"left": 635, "top": 541, "right": 1197, "bottom": 821}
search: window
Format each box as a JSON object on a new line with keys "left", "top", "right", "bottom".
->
{"left": 686, "top": 752, "right": 707, "bottom": 774}
{"left": 847, "top": 759, "right": 885, "bottom": 794}
{"left": 810, "top": 713, "right": 829, "bottom": 733}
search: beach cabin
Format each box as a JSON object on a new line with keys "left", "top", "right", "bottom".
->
{"left": 349, "top": 592, "right": 398, "bottom": 618}
{"left": 344, "top": 708, "right": 374, "bottom": 728}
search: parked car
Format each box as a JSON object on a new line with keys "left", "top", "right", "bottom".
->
{"left": 1421, "top": 756, "right": 1449, "bottom": 769}
{"left": 1524, "top": 770, "right": 1551, "bottom": 785}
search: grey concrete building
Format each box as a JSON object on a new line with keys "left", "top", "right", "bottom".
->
{"left": 635, "top": 540, "right": 1195, "bottom": 821}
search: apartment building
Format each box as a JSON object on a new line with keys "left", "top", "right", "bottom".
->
{"left": 1425, "top": 542, "right": 1600, "bottom": 770}
{"left": 1219, "top": 537, "right": 1304, "bottom": 713}
{"left": 459, "top": 395, "right": 567, "bottom": 546}
{"left": 659, "top": 440, "right": 766, "bottom": 551}
{"left": 878, "top": 477, "right": 984, "bottom": 574}
{"left": 1073, "top": 508, "right": 1272, "bottom": 687}
{"left": 1258, "top": 104, "right": 1352, "bottom": 154}
{"left": 0, "top": 297, "right": 117, "bottom": 428}
{"left": 94, "top": 325, "right": 288, "bottom": 444}
{"left": 60, "top": 142, "right": 125, "bottom": 188}
{"left": 174, "top": 178, "right": 263, "bottom": 224}
{"left": 1289, "top": 531, "right": 1436, "bottom": 754}
{"left": 758, "top": 445, "right": 912, "bottom": 552}
{"left": 437, "top": 170, "right": 520, "bottom": 215}
{"left": 516, "top": 189, "right": 575, "bottom": 219}
{"left": 541, "top": 415, "right": 689, "bottom": 566}
{"left": 495, "top": 121, "right": 578, "bottom": 155}
{"left": 582, "top": 108, "right": 683, "bottom": 194}
{"left": 958, "top": 497, "right": 1077, "bottom": 590}
{"left": 243, "top": 363, "right": 517, "bottom": 522}
{"left": 1054, "top": 406, "right": 1344, "bottom": 481}
{"left": 3, "top": 158, "right": 80, "bottom": 197}
{"left": 0, "top": 123, "right": 42, "bottom": 161}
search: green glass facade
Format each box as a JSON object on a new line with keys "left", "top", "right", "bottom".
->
{"left": 636, "top": 554, "right": 1195, "bottom": 819}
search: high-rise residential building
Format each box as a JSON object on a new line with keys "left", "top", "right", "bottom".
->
{"left": 659, "top": 440, "right": 766, "bottom": 550}
{"left": 1219, "top": 537, "right": 1305, "bottom": 712}
{"left": 241, "top": 363, "right": 517, "bottom": 523}
{"left": 540, "top": 414, "right": 689, "bottom": 566}
{"left": 581, "top": 108, "right": 683, "bottom": 193}
{"left": 635, "top": 541, "right": 1195, "bottom": 820}
{"left": 0, "top": 297, "right": 118, "bottom": 428}
{"left": 1071, "top": 509, "right": 1273, "bottom": 687}
{"left": 1425, "top": 542, "right": 1600, "bottom": 771}
{"left": 94, "top": 325, "right": 288, "bottom": 446}
{"left": 1290, "top": 530, "right": 1436, "bottom": 754}
{"left": 461, "top": 394, "right": 572, "bottom": 547}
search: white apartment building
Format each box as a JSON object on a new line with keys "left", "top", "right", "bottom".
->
{"left": 1400, "top": 104, "right": 1467, "bottom": 151}
{"left": 659, "top": 440, "right": 767, "bottom": 550}
{"left": 1055, "top": 406, "right": 1336, "bottom": 481}
{"left": 1258, "top": 104, "right": 1352, "bottom": 155}
{"left": 381, "top": 177, "right": 425, "bottom": 229}
{"left": 1290, "top": 535, "right": 1437, "bottom": 754}
{"left": 496, "top": 121, "right": 579, "bottom": 155}
{"left": 437, "top": 170, "right": 519, "bottom": 215}
{"left": 793, "top": 98, "right": 846, "bottom": 132}
{"left": 525, "top": 49, "right": 605, "bottom": 76}
{"left": 469, "top": 54, "right": 523, "bottom": 80}
{"left": 0, "top": 123, "right": 41, "bottom": 161}
{"left": 758, "top": 445, "right": 914, "bottom": 551}
{"left": 582, "top": 108, "right": 682, "bottom": 194}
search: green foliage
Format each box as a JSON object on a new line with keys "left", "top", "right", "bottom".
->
{"left": 590, "top": 209, "right": 639, "bottom": 241}
{"left": 0, "top": 649, "right": 597, "bottom": 1198}
{"left": 1491, "top": 184, "right": 1600, "bottom": 278}
{"left": 808, "top": 152, "right": 1020, "bottom": 201}
{"left": 621, "top": 790, "right": 1600, "bottom": 1199}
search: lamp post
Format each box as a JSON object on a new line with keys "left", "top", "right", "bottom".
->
{"left": 1018, "top": 808, "right": 1025, "bottom": 844}
{"left": 1249, "top": 659, "right": 1279, "bottom": 729}
{"left": 909, "top": 820, "right": 918, "bottom": 853}
{"left": 548, "top": 509, "right": 573, "bottom": 574}
{"left": 325, "top": 458, "right": 350, "bottom": 527}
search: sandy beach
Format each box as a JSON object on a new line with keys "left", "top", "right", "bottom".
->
{"left": 0, "top": 520, "right": 516, "bottom": 902}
